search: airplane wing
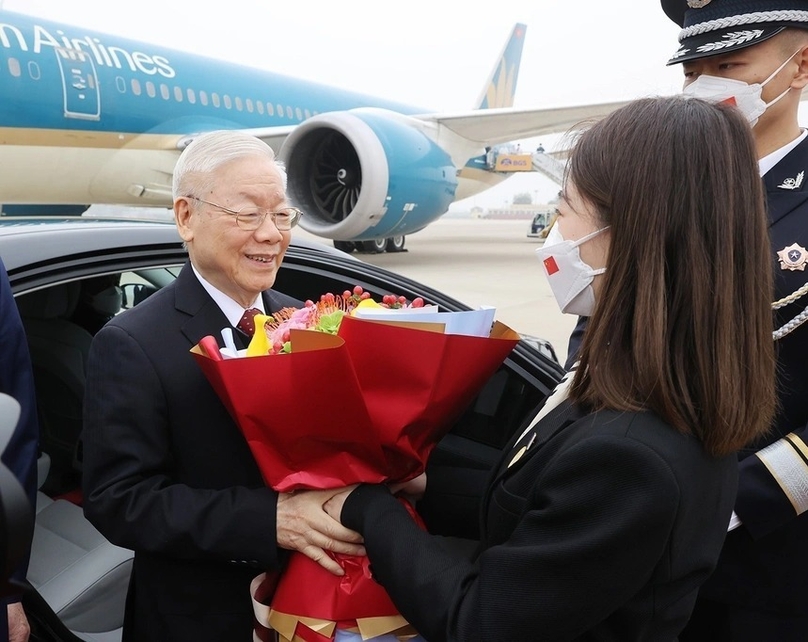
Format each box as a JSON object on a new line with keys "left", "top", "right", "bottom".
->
{"left": 178, "top": 100, "right": 631, "bottom": 158}
{"left": 417, "top": 101, "right": 633, "bottom": 145}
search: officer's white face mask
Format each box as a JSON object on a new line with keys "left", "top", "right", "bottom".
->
{"left": 682, "top": 49, "right": 801, "bottom": 127}
{"left": 535, "top": 223, "right": 609, "bottom": 317}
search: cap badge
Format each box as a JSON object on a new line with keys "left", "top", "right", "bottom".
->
{"left": 687, "top": 0, "right": 712, "bottom": 7}
{"left": 777, "top": 243, "right": 808, "bottom": 271}
{"left": 778, "top": 171, "right": 804, "bottom": 190}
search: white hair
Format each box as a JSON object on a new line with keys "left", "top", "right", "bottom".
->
{"left": 171, "top": 130, "right": 287, "bottom": 199}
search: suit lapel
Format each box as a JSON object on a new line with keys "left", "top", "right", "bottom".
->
{"left": 173, "top": 262, "right": 242, "bottom": 349}
{"left": 262, "top": 290, "right": 300, "bottom": 315}
{"left": 174, "top": 263, "right": 303, "bottom": 351}
{"left": 496, "top": 400, "right": 580, "bottom": 478}
{"left": 480, "top": 400, "right": 582, "bottom": 527}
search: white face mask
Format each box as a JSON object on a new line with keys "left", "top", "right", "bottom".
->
{"left": 87, "top": 285, "right": 122, "bottom": 316}
{"left": 682, "top": 49, "right": 801, "bottom": 127}
{"left": 535, "top": 223, "right": 608, "bottom": 317}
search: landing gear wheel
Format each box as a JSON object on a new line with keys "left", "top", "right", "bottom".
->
{"left": 362, "top": 239, "right": 388, "bottom": 253}
{"left": 333, "top": 240, "right": 355, "bottom": 253}
{"left": 386, "top": 235, "right": 406, "bottom": 252}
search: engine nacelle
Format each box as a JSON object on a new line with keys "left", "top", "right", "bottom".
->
{"left": 279, "top": 109, "right": 458, "bottom": 241}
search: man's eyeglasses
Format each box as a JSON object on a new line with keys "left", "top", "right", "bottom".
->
{"left": 186, "top": 196, "right": 302, "bottom": 231}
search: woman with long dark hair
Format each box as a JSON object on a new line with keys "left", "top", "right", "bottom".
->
{"left": 325, "top": 96, "right": 777, "bottom": 641}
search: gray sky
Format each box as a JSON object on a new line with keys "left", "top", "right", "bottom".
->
{"left": 2, "top": 1, "right": 792, "bottom": 207}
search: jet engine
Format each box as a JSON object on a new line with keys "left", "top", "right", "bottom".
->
{"left": 279, "top": 109, "right": 458, "bottom": 241}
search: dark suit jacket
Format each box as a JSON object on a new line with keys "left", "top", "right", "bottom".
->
{"left": 82, "top": 262, "right": 301, "bottom": 642}
{"left": 0, "top": 257, "right": 39, "bottom": 630}
{"left": 343, "top": 400, "right": 737, "bottom": 642}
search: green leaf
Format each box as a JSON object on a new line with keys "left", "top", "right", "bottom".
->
{"left": 316, "top": 311, "right": 345, "bottom": 335}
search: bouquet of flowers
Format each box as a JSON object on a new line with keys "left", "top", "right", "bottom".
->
{"left": 191, "top": 287, "right": 520, "bottom": 642}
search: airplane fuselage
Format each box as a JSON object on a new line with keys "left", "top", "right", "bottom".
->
{"left": 0, "top": 11, "right": 502, "bottom": 210}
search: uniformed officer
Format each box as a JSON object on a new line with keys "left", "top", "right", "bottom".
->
{"left": 660, "top": 1, "right": 808, "bottom": 640}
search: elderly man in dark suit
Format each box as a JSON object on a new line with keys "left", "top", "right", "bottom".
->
{"left": 82, "top": 130, "right": 365, "bottom": 642}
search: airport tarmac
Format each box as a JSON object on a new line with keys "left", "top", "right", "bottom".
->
{"left": 292, "top": 218, "right": 578, "bottom": 364}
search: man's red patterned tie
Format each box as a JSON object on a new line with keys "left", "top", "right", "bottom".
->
{"left": 237, "top": 307, "right": 262, "bottom": 337}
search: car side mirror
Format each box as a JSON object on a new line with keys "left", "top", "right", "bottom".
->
{"left": 121, "top": 283, "right": 158, "bottom": 310}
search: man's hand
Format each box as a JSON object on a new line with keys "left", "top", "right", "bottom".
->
{"left": 277, "top": 488, "right": 364, "bottom": 576}
{"left": 323, "top": 487, "right": 356, "bottom": 524}
{"left": 8, "top": 602, "right": 30, "bottom": 642}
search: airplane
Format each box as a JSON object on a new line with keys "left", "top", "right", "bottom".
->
{"left": 0, "top": 9, "right": 630, "bottom": 253}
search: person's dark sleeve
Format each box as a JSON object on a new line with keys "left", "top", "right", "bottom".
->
{"left": 564, "top": 316, "right": 588, "bottom": 371}
{"left": 342, "top": 436, "right": 681, "bottom": 642}
{"left": 0, "top": 259, "right": 39, "bottom": 595}
{"left": 82, "top": 324, "right": 282, "bottom": 568}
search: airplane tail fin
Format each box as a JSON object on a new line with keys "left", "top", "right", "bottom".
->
{"left": 474, "top": 23, "right": 526, "bottom": 110}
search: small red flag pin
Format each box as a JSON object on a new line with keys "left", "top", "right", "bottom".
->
{"left": 543, "top": 256, "right": 560, "bottom": 275}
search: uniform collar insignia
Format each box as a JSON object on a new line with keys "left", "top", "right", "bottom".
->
{"left": 778, "top": 171, "right": 805, "bottom": 190}
{"left": 778, "top": 243, "right": 808, "bottom": 271}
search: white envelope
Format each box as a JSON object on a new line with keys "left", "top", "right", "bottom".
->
{"left": 353, "top": 305, "right": 496, "bottom": 337}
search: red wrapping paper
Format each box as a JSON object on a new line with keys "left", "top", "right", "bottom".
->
{"left": 271, "top": 501, "right": 426, "bottom": 620}
{"left": 191, "top": 314, "right": 520, "bottom": 636}
{"left": 192, "top": 330, "right": 387, "bottom": 491}
{"left": 337, "top": 315, "right": 521, "bottom": 478}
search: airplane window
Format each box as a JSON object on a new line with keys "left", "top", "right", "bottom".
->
{"left": 199, "top": 90, "right": 208, "bottom": 106}
{"left": 276, "top": 104, "right": 283, "bottom": 117}
{"left": 304, "top": 109, "right": 311, "bottom": 119}
{"left": 235, "top": 96, "right": 243, "bottom": 111}
{"left": 212, "top": 93, "right": 220, "bottom": 108}
{"left": 146, "top": 81, "right": 156, "bottom": 98}
{"left": 7, "top": 58, "right": 20, "bottom": 78}
{"left": 285, "top": 106, "right": 293, "bottom": 119}
{"left": 224, "top": 95, "right": 232, "bottom": 110}
{"left": 267, "top": 103, "right": 274, "bottom": 116}
{"left": 295, "top": 107, "right": 302, "bottom": 120}
{"left": 173, "top": 86, "right": 183, "bottom": 102}
{"left": 115, "top": 77, "right": 126, "bottom": 93}
{"left": 26, "top": 61, "right": 39, "bottom": 81}
{"left": 131, "top": 78, "right": 142, "bottom": 96}
{"left": 256, "top": 101, "right": 264, "bottom": 115}
{"left": 186, "top": 88, "right": 196, "bottom": 104}
{"left": 246, "top": 98, "right": 254, "bottom": 113}
{"left": 160, "top": 84, "right": 170, "bottom": 100}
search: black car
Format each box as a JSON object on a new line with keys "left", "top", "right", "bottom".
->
{"left": 1, "top": 216, "right": 563, "bottom": 642}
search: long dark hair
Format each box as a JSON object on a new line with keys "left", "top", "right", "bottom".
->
{"left": 568, "top": 95, "right": 775, "bottom": 457}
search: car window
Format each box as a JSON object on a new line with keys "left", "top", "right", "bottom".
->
{"left": 120, "top": 267, "right": 182, "bottom": 310}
